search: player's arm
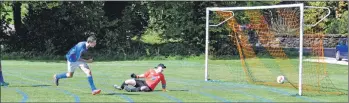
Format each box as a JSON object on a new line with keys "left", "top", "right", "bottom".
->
{"left": 131, "top": 70, "right": 150, "bottom": 78}
{"left": 78, "top": 58, "right": 92, "bottom": 63}
{"left": 161, "top": 75, "right": 167, "bottom": 92}
{"left": 131, "top": 73, "right": 144, "bottom": 78}
{"left": 80, "top": 52, "right": 93, "bottom": 63}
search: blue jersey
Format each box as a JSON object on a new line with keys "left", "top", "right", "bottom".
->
{"left": 66, "top": 42, "right": 87, "bottom": 62}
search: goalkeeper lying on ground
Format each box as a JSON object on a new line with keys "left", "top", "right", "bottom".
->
{"left": 114, "top": 63, "right": 167, "bottom": 92}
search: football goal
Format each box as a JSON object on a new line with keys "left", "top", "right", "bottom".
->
{"left": 205, "top": 3, "right": 345, "bottom": 96}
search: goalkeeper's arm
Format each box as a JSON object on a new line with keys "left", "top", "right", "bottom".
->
{"left": 131, "top": 70, "right": 151, "bottom": 78}
{"left": 131, "top": 73, "right": 145, "bottom": 78}
{"left": 161, "top": 75, "right": 167, "bottom": 92}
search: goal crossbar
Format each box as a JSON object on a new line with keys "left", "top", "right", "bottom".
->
{"left": 207, "top": 3, "right": 303, "bottom": 11}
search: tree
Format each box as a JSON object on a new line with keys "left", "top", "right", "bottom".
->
{"left": 325, "top": 1, "right": 348, "bottom": 34}
{"left": 0, "top": 2, "right": 11, "bottom": 39}
{"left": 100, "top": 1, "right": 150, "bottom": 59}
{"left": 325, "top": 10, "right": 348, "bottom": 34}
{"left": 18, "top": 1, "right": 106, "bottom": 54}
{"left": 1, "top": 1, "right": 13, "bottom": 53}
{"left": 147, "top": 1, "right": 280, "bottom": 56}
{"left": 304, "top": 1, "right": 338, "bottom": 33}
{"left": 12, "top": 1, "right": 22, "bottom": 35}
{"left": 103, "top": 1, "right": 127, "bottom": 21}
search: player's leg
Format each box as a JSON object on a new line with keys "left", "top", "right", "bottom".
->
{"left": 140, "top": 86, "right": 151, "bottom": 92}
{"left": 125, "top": 86, "right": 141, "bottom": 92}
{"left": 0, "top": 70, "right": 4, "bottom": 84}
{"left": 124, "top": 80, "right": 149, "bottom": 92}
{"left": 123, "top": 86, "right": 151, "bottom": 92}
{"left": 114, "top": 79, "right": 136, "bottom": 90}
{"left": 53, "top": 61, "right": 76, "bottom": 86}
{"left": 139, "top": 80, "right": 152, "bottom": 92}
{"left": 0, "top": 66, "right": 9, "bottom": 86}
{"left": 79, "top": 62, "right": 101, "bottom": 95}
{"left": 138, "top": 80, "right": 151, "bottom": 92}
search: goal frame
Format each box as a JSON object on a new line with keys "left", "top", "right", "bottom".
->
{"left": 205, "top": 3, "right": 331, "bottom": 96}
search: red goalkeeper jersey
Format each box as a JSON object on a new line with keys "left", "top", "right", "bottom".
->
{"left": 144, "top": 69, "right": 166, "bottom": 90}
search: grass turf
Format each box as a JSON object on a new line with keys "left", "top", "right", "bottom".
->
{"left": 1, "top": 60, "right": 347, "bottom": 102}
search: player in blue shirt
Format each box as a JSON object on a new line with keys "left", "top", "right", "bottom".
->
{"left": 53, "top": 35, "right": 101, "bottom": 95}
{"left": 0, "top": 61, "right": 9, "bottom": 86}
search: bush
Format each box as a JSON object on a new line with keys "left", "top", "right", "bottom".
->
{"left": 1, "top": 51, "right": 64, "bottom": 60}
{"left": 325, "top": 11, "right": 348, "bottom": 34}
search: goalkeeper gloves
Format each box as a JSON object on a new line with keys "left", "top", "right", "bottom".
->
{"left": 130, "top": 73, "right": 137, "bottom": 78}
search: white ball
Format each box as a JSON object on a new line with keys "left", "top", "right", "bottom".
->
{"left": 277, "top": 75, "right": 285, "bottom": 84}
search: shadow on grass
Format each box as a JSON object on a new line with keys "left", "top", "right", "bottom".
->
{"left": 28, "top": 60, "right": 66, "bottom": 63}
{"left": 9, "top": 84, "right": 52, "bottom": 88}
{"left": 153, "top": 89, "right": 189, "bottom": 92}
{"left": 102, "top": 92, "right": 140, "bottom": 95}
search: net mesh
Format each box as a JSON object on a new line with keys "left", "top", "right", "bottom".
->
{"left": 207, "top": 7, "right": 346, "bottom": 95}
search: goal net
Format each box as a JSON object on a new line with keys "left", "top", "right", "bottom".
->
{"left": 205, "top": 3, "right": 346, "bottom": 96}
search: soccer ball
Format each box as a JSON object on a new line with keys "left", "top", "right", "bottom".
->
{"left": 276, "top": 75, "right": 285, "bottom": 84}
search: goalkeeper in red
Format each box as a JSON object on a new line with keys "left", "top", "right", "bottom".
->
{"left": 114, "top": 63, "right": 167, "bottom": 92}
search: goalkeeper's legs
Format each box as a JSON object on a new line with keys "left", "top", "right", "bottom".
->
{"left": 114, "top": 81, "right": 127, "bottom": 90}
{"left": 116, "top": 79, "right": 151, "bottom": 92}
{"left": 124, "top": 86, "right": 151, "bottom": 92}
{"left": 125, "top": 86, "right": 141, "bottom": 92}
{"left": 125, "top": 79, "right": 137, "bottom": 86}
{"left": 114, "top": 79, "right": 136, "bottom": 90}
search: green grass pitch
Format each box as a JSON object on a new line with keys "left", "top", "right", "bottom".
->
{"left": 1, "top": 60, "right": 347, "bottom": 102}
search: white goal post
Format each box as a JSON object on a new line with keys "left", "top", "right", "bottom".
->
{"left": 205, "top": 3, "right": 330, "bottom": 96}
